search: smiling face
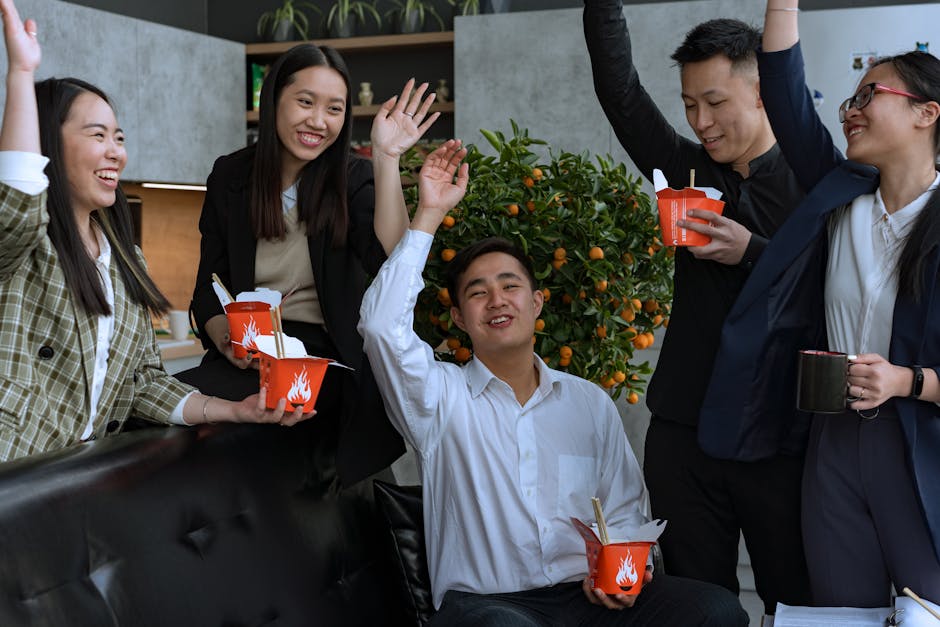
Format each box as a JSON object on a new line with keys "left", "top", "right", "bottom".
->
{"left": 680, "top": 55, "right": 772, "bottom": 168}
{"left": 842, "top": 64, "right": 929, "bottom": 167}
{"left": 450, "top": 252, "right": 544, "bottom": 360}
{"left": 60, "top": 91, "right": 126, "bottom": 215}
{"left": 275, "top": 65, "right": 348, "bottom": 185}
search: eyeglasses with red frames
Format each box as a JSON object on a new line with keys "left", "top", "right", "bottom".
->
{"left": 838, "top": 82, "right": 926, "bottom": 123}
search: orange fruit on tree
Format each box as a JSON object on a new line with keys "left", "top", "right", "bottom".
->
{"left": 627, "top": 391, "right": 640, "bottom": 404}
{"left": 562, "top": 293, "right": 573, "bottom": 305}
{"left": 442, "top": 215, "right": 456, "bottom": 229}
{"left": 643, "top": 299, "right": 658, "bottom": 313}
{"left": 631, "top": 373, "right": 640, "bottom": 381}
{"left": 553, "top": 247, "right": 567, "bottom": 260}
{"left": 613, "top": 370, "right": 626, "bottom": 383}
{"left": 596, "top": 326, "right": 607, "bottom": 339}
{"left": 532, "top": 335, "right": 537, "bottom": 345}
{"left": 542, "top": 288, "right": 551, "bottom": 301}
{"left": 663, "top": 317, "right": 670, "bottom": 328}
{"left": 523, "top": 176, "right": 535, "bottom": 188}
{"left": 534, "top": 319, "right": 545, "bottom": 332}
{"left": 595, "top": 279, "right": 608, "bottom": 293}
{"left": 631, "top": 298, "right": 642, "bottom": 312}
{"left": 559, "top": 357, "right": 571, "bottom": 367}
{"left": 632, "top": 334, "right": 648, "bottom": 350}
{"left": 552, "top": 259, "right": 567, "bottom": 271}
{"left": 578, "top": 290, "right": 587, "bottom": 300}
{"left": 454, "top": 347, "right": 472, "bottom": 363}
{"left": 559, "top": 345, "right": 573, "bottom": 360}
{"left": 625, "top": 326, "right": 638, "bottom": 339}
{"left": 652, "top": 314, "right": 664, "bottom": 326}
{"left": 446, "top": 337, "right": 461, "bottom": 350}
{"left": 526, "top": 200, "right": 536, "bottom": 212}
{"left": 602, "top": 377, "right": 616, "bottom": 389}
{"left": 620, "top": 308, "right": 636, "bottom": 323}
{"left": 429, "top": 312, "right": 439, "bottom": 325}
{"left": 437, "top": 287, "right": 451, "bottom": 307}
{"left": 643, "top": 332, "right": 655, "bottom": 347}
{"left": 532, "top": 167, "right": 543, "bottom": 180}
{"left": 589, "top": 246, "right": 604, "bottom": 260}
{"left": 507, "top": 203, "right": 519, "bottom": 216}
{"left": 441, "top": 249, "right": 457, "bottom": 262}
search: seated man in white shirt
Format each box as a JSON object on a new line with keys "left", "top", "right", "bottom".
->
{"left": 359, "top": 140, "right": 748, "bottom": 626}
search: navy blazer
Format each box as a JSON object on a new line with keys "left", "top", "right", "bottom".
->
{"left": 699, "top": 43, "right": 940, "bottom": 559}
{"left": 190, "top": 146, "right": 404, "bottom": 485}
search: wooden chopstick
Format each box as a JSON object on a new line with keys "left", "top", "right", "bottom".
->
{"left": 903, "top": 587, "right": 940, "bottom": 621}
{"left": 591, "top": 497, "right": 610, "bottom": 545}
{"left": 211, "top": 273, "right": 234, "bottom": 303}
{"left": 689, "top": 169, "right": 696, "bottom": 188}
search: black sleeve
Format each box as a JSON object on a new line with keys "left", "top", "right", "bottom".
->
{"left": 345, "top": 156, "right": 387, "bottom": 276}
{"left": 583, "top": 0, "right": 700, "bottom": 182}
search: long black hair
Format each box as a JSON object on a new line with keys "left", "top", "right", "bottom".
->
{"left": 250, "top": 43, "right": 353, "bottom": 247}
{"left": 35, "top": 77, "right": 170, "bottom": 316}
{"left": 872, "top": 52, "right": 940, "bottom": 303}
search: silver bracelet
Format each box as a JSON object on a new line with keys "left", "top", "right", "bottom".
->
{"left": 202, "top": 395, "right": 213, "bottom": 423}
{"left": 768, "top": 7, "right": 800, "bottom": 11}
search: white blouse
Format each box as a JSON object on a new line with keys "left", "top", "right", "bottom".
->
{"left": 825, "top": 171, "right": 940, "bottom": 357}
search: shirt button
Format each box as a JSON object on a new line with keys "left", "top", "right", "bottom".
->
{"left": 38, "top": 345, "right": 54, "bottom": 359}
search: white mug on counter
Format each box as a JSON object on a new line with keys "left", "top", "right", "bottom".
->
{"left": 167, "top": 310, "right": 190, "bottom": 341}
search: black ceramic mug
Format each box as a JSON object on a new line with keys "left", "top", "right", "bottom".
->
{"left": 796, "top": 350, "right": 853, "bottom": 413}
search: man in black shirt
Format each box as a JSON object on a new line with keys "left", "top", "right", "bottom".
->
{"left": 584, "top": 0, "right": 809, "bottom": 616}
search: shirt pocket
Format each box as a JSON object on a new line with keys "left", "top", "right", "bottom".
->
{"left": 0, "top": 379, "right": 31, "bottom": 430}
{"left": 557, "top": 454, "right": 597, "bottom": 516}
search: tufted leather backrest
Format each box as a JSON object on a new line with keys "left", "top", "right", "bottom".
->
{"left": 0, "top": 420, "right": 398, "bottom": 627}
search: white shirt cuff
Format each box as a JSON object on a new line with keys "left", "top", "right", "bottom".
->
{"left": 170, "top": 391, "right": 196, "bottom": 425}
{"left": 0, "top": 151, "right": 49, "bottom": 195}
{"left": 397, "top": 228, "right": 434, "bottom": 266}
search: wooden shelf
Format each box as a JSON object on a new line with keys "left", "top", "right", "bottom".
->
{"left": 246, "top": 31, "right": 454, "bottom": 57}
{"left": 246, "top": 100, "right": 454, "bottom": 123}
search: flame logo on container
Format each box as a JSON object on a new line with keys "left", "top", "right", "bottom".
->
{"left": 242, "top": 317, "right": 260, "bottom": 350}
{"left": 616, "top": 551, "right": 638, "bottom": 588}
{"left": 287, "top": 367, "right": 311, "bottom": 406}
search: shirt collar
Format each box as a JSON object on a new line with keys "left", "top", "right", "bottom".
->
{"left": 93, "top": 223, "right": 112, "bottom": 270}
{"left": 465, "top": 353, "right": 561, "bottom": 400}
{"left": 746, "top": 143, "right": 783, "bottom": 176}
{"left": 871, "top": 171, "right": 940, "bottom": 236}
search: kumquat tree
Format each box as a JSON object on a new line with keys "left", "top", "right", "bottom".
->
{"left": 400, "top": 121, "right": 674, "bottom": 402}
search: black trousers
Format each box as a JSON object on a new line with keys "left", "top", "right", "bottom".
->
{"left": 644, "top": 416, "right": 810, "bottom": 615}
{"left": 427, "top": 576, "right": 748, "bottom": 627}
{"left": 802, "top": 407, "right": 940, "bottom": 607}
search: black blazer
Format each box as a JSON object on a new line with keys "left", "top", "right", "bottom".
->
{"left": 190, "top": 146, "right": 404, "bottom": 485}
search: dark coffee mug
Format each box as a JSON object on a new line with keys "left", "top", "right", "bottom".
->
{"left": 796, "top": 350, "right": 853, "bottom": 413}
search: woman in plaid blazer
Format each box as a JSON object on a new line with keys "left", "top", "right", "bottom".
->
{"left": 0, "top": 0, "right": 314, "bottom": 463}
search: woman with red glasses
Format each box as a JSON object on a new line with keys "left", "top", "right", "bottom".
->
{"left": 700, "top": 0, "right": 940, "bottom": 610}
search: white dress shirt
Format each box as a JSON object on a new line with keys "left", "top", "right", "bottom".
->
{"left": 0, "top": 151, "right": 189, "bottom": 428}
{"left": 359, "top": 229, "right": 649, "bottom": 609}
{"left": 825, "top": 172, "right": 940, "bottom": 357}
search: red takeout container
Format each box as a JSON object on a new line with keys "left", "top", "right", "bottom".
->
{"left": 258, "top": 353, "right": 332, "bottom": 413}
{"left": 224, "top": 301, "right": 274, "bottom": 359}
{"left": 572, "top": 518, "right": 653, "bottom": 595}
{"left": 656, "top": 187, "right": 725, "bottom": 247}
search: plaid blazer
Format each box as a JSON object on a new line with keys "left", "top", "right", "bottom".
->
{"left": 0, "top": 183, "right": 193, "bottom": 462}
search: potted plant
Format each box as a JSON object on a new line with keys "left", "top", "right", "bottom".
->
{"left": 399, "top": 122, "right": 675, "bottom": 402}
{"left": 448, "top": 0, "right": 479, "bottom": 16}
{"left": 325, "top": 0, "right": 382, "bottom": 38}
{"left": 385, "top": 0, "right": 445, "bottom": 34}
{"left": 256, "top": 0, "right": 322, "bottom": 41}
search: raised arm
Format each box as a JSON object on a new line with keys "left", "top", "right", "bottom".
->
{"left": 370, "top": 79, "right": 439, "bottom": 255}
{"left": 582, "top": 0, "right": 697, "bottom": 181}
{"left": 358, "top": 141, "right": 468, "bottom": 453}
{"left": 0, "top": 0, "right": 40, "bottom": 154}
{"left": 760, "top": 0, "right": 844, "bottom": 190}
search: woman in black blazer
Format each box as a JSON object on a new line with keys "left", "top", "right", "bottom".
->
{"left": 177, "top": 44, "right": 439, "bottom": 486}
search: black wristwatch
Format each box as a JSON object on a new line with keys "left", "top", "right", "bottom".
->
{"left": 910, "top": 365, "right": 925, "bottom": 398}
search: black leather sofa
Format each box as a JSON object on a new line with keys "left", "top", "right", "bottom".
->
{"left": 0, "top": 419, "right": 404, "bottom": 627}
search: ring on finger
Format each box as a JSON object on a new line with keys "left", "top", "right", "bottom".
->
{"left": 403, "top": 112, "right": 415, "bottom": 117}
{"left": 859, "top": 387, "right": 865, "bottom": 399}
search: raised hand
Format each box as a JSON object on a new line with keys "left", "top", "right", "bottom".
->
{"left": 0, "top": 0, "right": 40, "bottom": 74}
{"left": 370, "top": 78, "right": 440, "bottom": 160}
{"left": 411, "top": 139, "right": 469, "bottom": 234}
